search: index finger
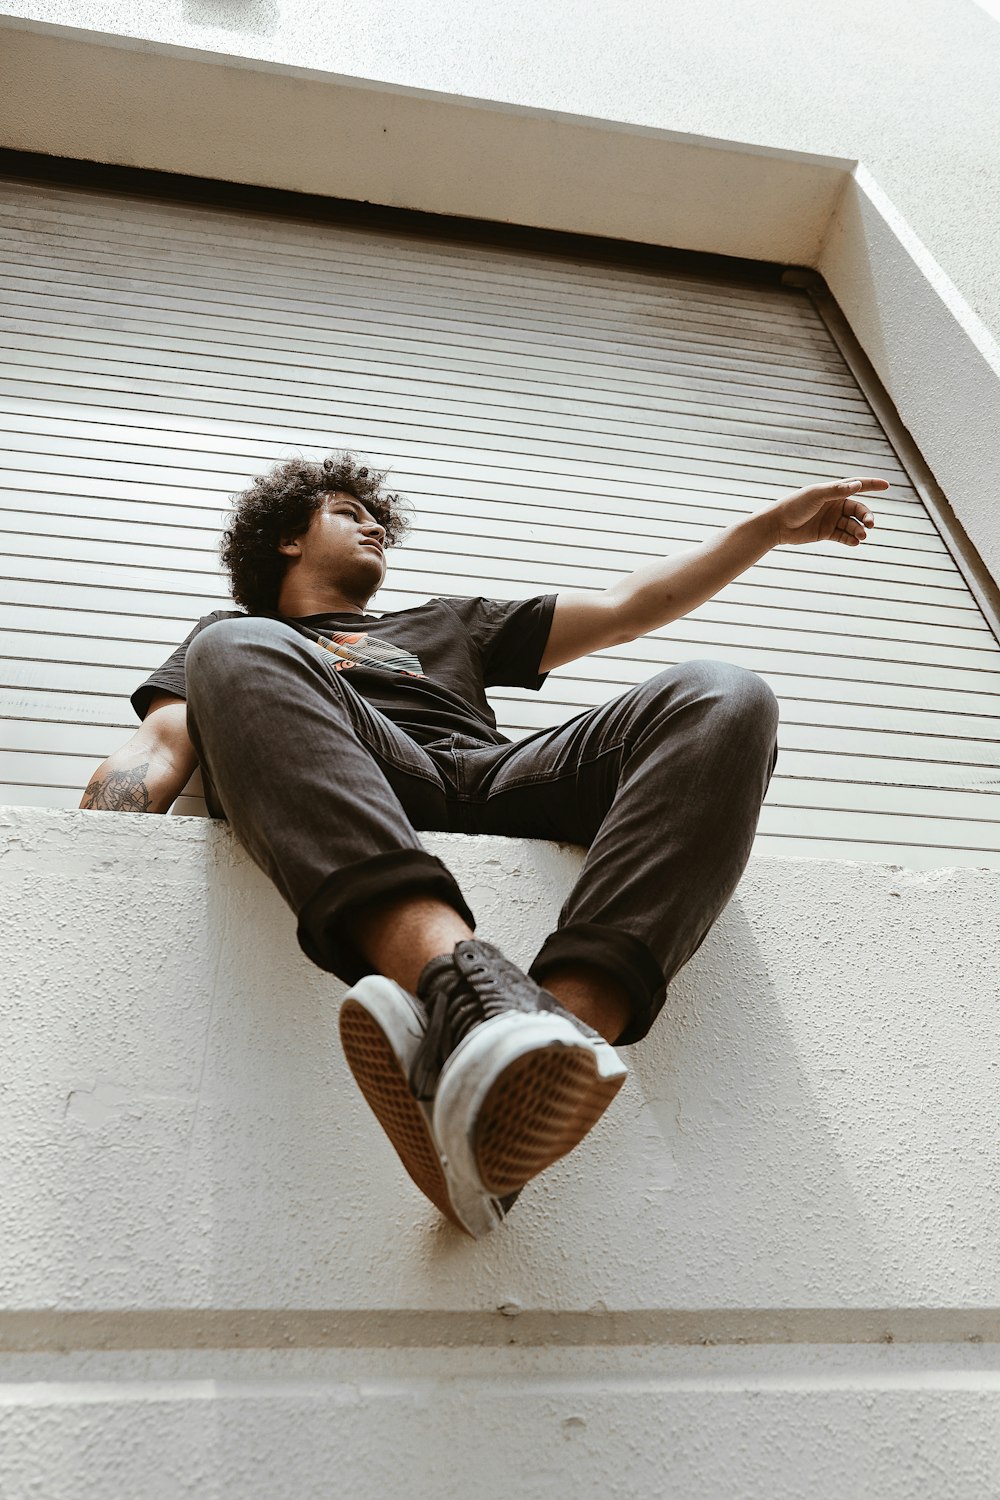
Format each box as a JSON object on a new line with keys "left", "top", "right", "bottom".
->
{"left": 841, "top": 477, "right": 890, "bottom": 494}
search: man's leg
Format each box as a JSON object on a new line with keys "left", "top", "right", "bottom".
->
{"left": 462, "top": 659, "right": 780, "bottom": 1047}
{"left": 184, "top": 615, "right": 475, "bottom": 979}
{"left": 185, "top": 616, "right": 615, "bottom": 1238}
{"left": 185, "top": 616, "right": 496, "bottom": 1229}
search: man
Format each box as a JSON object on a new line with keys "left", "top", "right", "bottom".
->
{"left": 81, "top": 453, "right": 884, "bottom": 1237}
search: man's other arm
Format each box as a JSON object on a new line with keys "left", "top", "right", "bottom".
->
{"left": 80, "top": 693, "right": 198, "bottom": 813}
{"left": 538, "top": 476, "right": 888, "bottom": 673}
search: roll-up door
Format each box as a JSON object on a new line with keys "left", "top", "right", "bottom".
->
{"left": 2, "top": 173, "right": 999, "bottom": 869}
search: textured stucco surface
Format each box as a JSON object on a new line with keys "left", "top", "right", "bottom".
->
{"left": 4, "top": 0, "right": 1000, "bottom": 343}
{"left": 2, "top": 805, "right": 1000, "bottom": 1495}
{"left": 2, "top": 1346, "right": 1000, "bottom": 1500}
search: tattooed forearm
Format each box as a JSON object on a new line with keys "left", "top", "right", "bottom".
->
{"left": 81, "top": 763, "right": 153, "bottom": 813}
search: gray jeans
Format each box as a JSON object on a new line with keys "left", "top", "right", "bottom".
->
{"left": 185, "top": 616, "right": 778, "bottom": 1044}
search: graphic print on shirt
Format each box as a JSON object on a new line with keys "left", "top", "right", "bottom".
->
{"left": 316, "top": 632, "right": 426, "bottom": 677}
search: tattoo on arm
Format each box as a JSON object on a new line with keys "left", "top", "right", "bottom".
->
{"left": 81, "top": 763, "right": 152, "bottom": 813}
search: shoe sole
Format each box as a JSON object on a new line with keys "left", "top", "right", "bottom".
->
{"left": 433, "top": 1013, "right": 627, "bottom": 1201}
{"left": 339, "top": 978, "right": 506, "bottom": 1239}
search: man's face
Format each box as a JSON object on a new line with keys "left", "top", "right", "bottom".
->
{"left": 285, "top": 490, "right": 388, "bottom": 599}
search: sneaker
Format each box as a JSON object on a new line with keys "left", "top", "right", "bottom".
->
{"left": 413, "top": 940, "right": 627, "bottom": 1214}
{"left": 339, "top": 975, "right": 518, "bottom": 1238}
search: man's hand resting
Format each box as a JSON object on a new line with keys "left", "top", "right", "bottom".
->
{"left": 770, "top": 476, "right": 887, "bottom": 548}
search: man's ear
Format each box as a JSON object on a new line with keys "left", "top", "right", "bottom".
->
{"left": 276, "top": 535, "right": 302, "bottom": 558}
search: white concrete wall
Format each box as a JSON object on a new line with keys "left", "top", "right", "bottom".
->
{"left": 1, "top": 806, "right": 999, "bottom": 1497}
{"left": 5, "top": 0, "right": 1000, "bottom": 343}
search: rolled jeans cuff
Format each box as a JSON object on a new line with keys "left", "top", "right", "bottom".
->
{"left": 297, "top": 850, "right": 476, "bottom": 983}
{"left": 529, "top": 922, "right": 665, "bottom": 1046}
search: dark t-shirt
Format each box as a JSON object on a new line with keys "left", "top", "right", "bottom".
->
{"left": 131, "top": 594, "right": 558, "bottom": 746}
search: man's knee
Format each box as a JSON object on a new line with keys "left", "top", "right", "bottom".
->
{"left": 185, "top": 615, "right": 306, "bottom": 694}
{"left": 647, "top": 659, "right": 778, "bottom": 733}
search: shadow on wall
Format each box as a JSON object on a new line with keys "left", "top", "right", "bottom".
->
{"left": 626, "top": 896, "right": 880, "bottom": 1302}
{"left": 182, "top": 0, "right": 280, "bottom": 34}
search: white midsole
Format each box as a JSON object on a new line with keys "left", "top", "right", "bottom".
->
{"left": 431, "top": 1011, "right": 628, "bottom": 1204}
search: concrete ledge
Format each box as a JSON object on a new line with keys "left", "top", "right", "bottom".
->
{"left": 2, "top": 803, "right": 999, "bottom": 1315}
{"left": 3, "top": 805, "right": 1000, "bottom": 1496}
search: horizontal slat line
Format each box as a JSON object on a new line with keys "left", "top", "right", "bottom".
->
{"left": 0, "top": 534, "right": 965, "bottom": 615}
{"left": 0, "top": 519, "right": 962, "bottom": 580}
{"left": 0, "top": 221, "right": 834, "bottom": 336}
{"left": 0, "top": 184, "right": 825, "bottom": 313}
{"left": 763, "top": 791, "right": 1000, "bottom": 822}
{"left": 0, "top": 256, "right": 821, "bottom": 360}
{"left": 0, "top": 225, "right": 827, "bottom": 331}
{"left": 0, "top": 356, "right": 885, "bottom": 453}
{"left": 6, "top": 610, "right": 996, "bottom": 671}
{"left": 1, "top": 564, "right": 995, "bottom": 657}
{"left": 0, "top": 272, "right": 861, "bottom": 379}
{"left": 0, "top": 203, "right": 800, "bottom": 319}
{"left": 760, "top": 827, "right": 1000, "bottom": 854}
{"left": 11, "top": 680, "right": 1000, "bottom": 728}
{"left": 500, "top": 679, "right": 1000, "bottom": 719}
{"left": 0, "top": 402, "right": 911, "bottom": 489}
{"left": 28, "top": 746, "right": 1000, "bottom": 799}
{"left": 0, "top": 564, "right": 977, "bottom": 624}
{"left": 7, "top": 645, "right": 1000, "bottom": 698}
{"left": 0, "top": 426, "right": 916, "bottom": 504}
{"left": 0, "top": 303, "right": 866, "bottom": 403}
{"left": 11, "top": 663, "right": 1000, "bottom": 732}
{"left": 13, "top": 725, "right": 1000, "bottom": 778}
{"left": 13, "top": 732, "right": 1000, "bottom": 781}
{"left": 0, "top": 507, "right": 965, "bottom": 600}
{"left": 1, "top": 582, "right": 983, "bottom": 648}
{"left": 14, "top": 690, "right": 993, "bottom": 750}
{"left": 4, "top": 549, "right": 982, "bottom": 640}
{"left": 12, "top": 501, "right": 940, "bottom": 561}
{"left": 0, "top": 551, "right": 974, "bottom": 617}
{"left": 2, "top": 266, "right": 839, "bottom": 377}
{"left": 0, "top": 552, "right": 971, "bottom": 615}
{"left": 0, "top": 506, "right": 942, "bottom": 568}
{"left": 19, "top": 733, "right": 1000, "bottom": 793}
{"left": 0, "top": 229, "right": 824, "bottom": 354}
{"left": 2, "top": 183, "right": 812, "bottom": 296}
{"left": 0, "top": 340, "right": 881, "bottom": 438}
{"left": 13, "top": 757, "right": 1000, "bottom": 827}
{"left": 13, "top": 702, "right": 1000, "bottom": 748}
{"left": 404, "top": 524, "right": 944, "bottom": 566}
{"left": 0, "top": 314, "right": 876, "bottom": 418}
{"left": 0, "top": 373, "right": 903, "bottom": 467}
{"left": 7, "top": 618, "right": 993, "bottom": 674}
{"left": 0, "top": 479, "right": 937, "bottom": 538}
{"left": 0, "top": 261, "right": 852, "bottom": 369}
{"left": 0, "top": 399, "right": 911, "bottom": 474}
{"left": 0, "top": 462, "right": 930, "bottom": 529}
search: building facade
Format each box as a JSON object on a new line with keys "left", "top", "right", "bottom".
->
{"left": 1, "top": 4, "right": 999, "bottom": 1496}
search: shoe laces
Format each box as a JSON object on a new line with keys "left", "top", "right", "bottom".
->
{"left": 408, "top": 940, "right": 556, "bottom": 1100}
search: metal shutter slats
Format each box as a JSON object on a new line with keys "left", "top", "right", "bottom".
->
{"left": 4, "top": 174, "right": 1000, "bottom": 867}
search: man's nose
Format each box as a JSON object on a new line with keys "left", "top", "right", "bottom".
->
{"left": 362, "top": 521, "right": 386, "bottom": 543}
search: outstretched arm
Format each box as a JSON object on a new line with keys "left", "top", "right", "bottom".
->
{"left": 80, "top": 693, "right": 198, "bottom": 813}
{"left": 538, "top": 476, "right": 887, "bottom": 672}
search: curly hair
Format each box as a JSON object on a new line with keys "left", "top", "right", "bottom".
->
{"left": 220, "top": 453, "right": 411, "bottom": 614}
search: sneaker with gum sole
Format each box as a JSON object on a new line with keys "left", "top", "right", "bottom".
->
{"left": 339, "top": 976, "right": 516, "bottom": 1238}
{"left": 413, "top": 940, "right": 627, "bottom": 1210}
